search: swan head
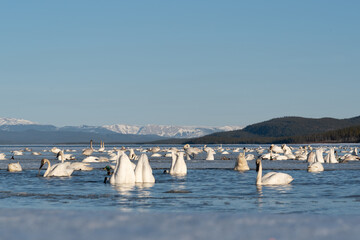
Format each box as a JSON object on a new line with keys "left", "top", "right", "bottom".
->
{"left": 39, "top": 158, "right": 48, "bottom": 170}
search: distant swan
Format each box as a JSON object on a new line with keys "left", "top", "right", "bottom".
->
{"left": 82, "top": 140, "right": 94, "bottom": 156}
{"left": 7, "top": 162, "right": 22, "bottom": 172}
{"left": 234, "top": 152, "right": 250, "bottom": 171}
{"left": 307, "top": 162, "right": 324, "bottom": 172}
{"left": 256, "top": 158, "right": 293, "bottom": 185}
{"left": 203, "top": 145, "right": 216, "bottom": 160}
{"left": 38, "top": 158, "right": 74, "bottom": 177}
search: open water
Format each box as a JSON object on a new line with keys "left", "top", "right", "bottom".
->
{"left": 1, "top": 144, "right": 360, "bottom": 215}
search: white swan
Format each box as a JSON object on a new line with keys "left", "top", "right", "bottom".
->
{"left": 204, "top": 145, "right": 216, "bottom": 160}
{"left": 234, "top": 152, "right": 249, "bottom": 171}
{"left": 7, "top": 162, "right": 22, "bottom": 172}
{"left": 110, "top": 153, "right": 136, "bottom": 184}
{"left": 0, "top": 153, "right": 6, "bottom": 160}
{"left": 170, "top": 151, "right": 187, "bottom": 176}
{"left": 307, "top": 151, "right": 316, "bottom": 163}
{"left": 82, "top": 156, "right": 99, "bottom": 163}
{"left": 134, "top": 154, "right": 155, "bottom": 183}
{"left": 256, "top": 158, "right": 293, "bottom": 185}
{"left": 315, "top": 148, "right": 324, "bottom": 163}
{"left": 307, "top": 162, "right": 324, "bottom": 172}
{"left": 98, "top": 141, "right": 105, "bottom": 152}
{"left": 183, "top": 144, "right": 202, "bottom": 160}
{"left": 38, "top": 158, "right": 74, "bottom": 177}
{"left": 57, "top": 151, "right": 74, "bottom": 161}
{"left": 82, "top": 140, "right": 94, "bottom": 156}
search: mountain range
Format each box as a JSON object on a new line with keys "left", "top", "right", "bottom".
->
{"left": 0, "top": 117, "right": 242, "bottom": 144}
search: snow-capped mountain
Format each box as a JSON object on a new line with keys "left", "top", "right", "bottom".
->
{"left": 102, "top": 124, "right": 242, "bottom": 138}
{"left": 0, "top": 117, "right": 37, "bottom": 126}
{"left": 0, "top": 117, "right": 242, "bottom": 143}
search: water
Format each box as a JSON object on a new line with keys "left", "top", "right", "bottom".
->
{"left": 1, "top": 144, "right": 360, "bottom": 214}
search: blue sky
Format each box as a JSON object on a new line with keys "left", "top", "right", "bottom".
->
{"left": 1, "top": 1, "right": 359, "bottom": 127}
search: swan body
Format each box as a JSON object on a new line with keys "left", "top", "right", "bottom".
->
{"left": 183, "top": 144, "right": 202, "bottom": 160}
{"left": 256, "top": 158, "right": 293, "bottom": 185}
{"left": 307, "top": 162, "right": 324, "bottom": 172}
{"left": 50, "top": 147, "right": 61, "bottom": 154}
{"left": 110, "top": 153, "right": 136, "bottom": 184}
{"left": 307, "top": 151, "right": 316, "bottom": 163}
{"left": 12, "top": 150, "right": 23, "bottom": 156}
{"left": 204, "top": 146, "right": 216, "bottom": 160}
{"left": 234, "top": 152, "right": 249, "bottom": 171}
{"left": 82, "top": 156, "right": 99, "bottom": 163}
{"left": 170, "top": 151, "right": 187, "bottom": 176}
{"left": 82, "top": 140, "right": 94, "bottom": 156}
{"left": 0, "top": 153, "right": 6, "bottom": 160}
{"left": 70, "top": 162, "right": 93, "bottom": 171}
{"left": 39, "top": 158, "right": 74, "bottom": 177}
{"left": 7, "top": 162, "right": 22, "bottom": 172}
{"left": 270, "top": 144, "right": 284, "bottom": 154}
{"left": 315, "top": 148, "right": 324, "bottom": 163}
{"left": 134, "top": 154, "right": 155, "bottom": 183}
{"left": 57, "top": 151, "right": 74, "bottom": 161}
{"left": 98, "top": 141, "right": 105, "bottom": 152}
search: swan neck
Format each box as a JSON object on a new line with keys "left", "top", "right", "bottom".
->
{"left": 256, "top": 160, "right": 262, "bottom": 185}
{"left": 44, "top": 159, "right": 51, "bottom": 177}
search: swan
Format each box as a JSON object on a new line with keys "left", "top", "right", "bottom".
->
{"left": 256, "top": 158, "right": 293, "bottom": 185}
{"left": 203, "top": 145, "right": 216, "bottom": 160}
{"left": 12, "top": 150, "right": 23, "bottom": 156}
{"left": 128, "top": 148, "right": 138, "bottom": 160}
{"left": 234, "top": 152, "right": 249, "bottom": 171}
{"left": 82, "top": 140, "right": 94, "bottom": 156}
{"left": 7, "top": 162, "right": 22, "bottom": 172}
{"left": 183, "top": 144, "right": 202, "bottom": 160}
{"left": 270, "top": 144, "right": 284, "bottom": 154}
{"left": 38, "top": 158, "right": 74, "bottom": 177}
{"left": 57, "top": 151, "right": 74, "bottom": 161}
{"left": 82, "top": 156, "right": 99, "bottom": 163}
{"left": 0, "top": 153, "right": 6, "bottom": 160}
{"left": 315, "top": 148, "right": 324, "bottom": 163}
{"left": 170, "top": 151, "right": 187, "bottom": 176}
{"left": 98, "top": 141, "right": 105, "bottom": 152}
{"left": 69, "top": 162, "right": 93, "bottom": 171}
{"left": 134, "top": 154, "right": 155, "bottom": 183}
{"left": 307, "top": 151, "right": 316, "bottom": 163}
{"left": 50, "top": 147, "right": 61, "bottom": 154}
{"left": 307, "top": 162, "right": 324, "bottom": 172}
{"left": 110, "top": 153, "right": 136, "bottom": 184}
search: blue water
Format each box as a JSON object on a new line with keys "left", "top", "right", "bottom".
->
{"left": 1, "top": 144, "right": 360, "bottom": 214}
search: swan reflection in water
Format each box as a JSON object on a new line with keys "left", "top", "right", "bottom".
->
{"left": 256, "top": 185, "right": 293, "bottom": 209}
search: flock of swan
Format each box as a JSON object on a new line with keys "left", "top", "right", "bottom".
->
{"left": 2, "top": 142, "right": 360, "bottom": 187}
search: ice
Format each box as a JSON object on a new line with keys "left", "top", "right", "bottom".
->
{"left": 1, "top": 209, "right": 360, "bottom": 240}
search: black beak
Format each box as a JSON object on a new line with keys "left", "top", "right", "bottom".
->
{"left": 256, "top": 162, "right": 259, "bottom": 172}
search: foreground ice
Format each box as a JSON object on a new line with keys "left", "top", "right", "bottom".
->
{"left": 1, "top": 209, "right": 360, "bottom": 240}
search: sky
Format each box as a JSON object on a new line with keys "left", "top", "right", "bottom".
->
{"left": 1, "top": 1, "right": 359, "bottom": 127}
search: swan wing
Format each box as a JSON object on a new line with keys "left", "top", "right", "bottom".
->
{"left": 262, "top": 172, "right": 293, "bottom": 185}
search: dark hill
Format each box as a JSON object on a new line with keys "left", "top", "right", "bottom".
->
{"left": 186, "top": 115, "right": 360, "bottom": 144}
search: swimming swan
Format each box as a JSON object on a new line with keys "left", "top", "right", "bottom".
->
{"left": 256, "top": 158, "right": 293, "bottom": 185}
{"left": 7, "top": 162, "right": 22, "bottom": 172}
{"left": 170, "top": 151, "right": 187, "bottom": 176}
{"left": 134, "top": 154, "right": 155, "bottom": 183}
{"left": 234, "top": 152, "right": 250, "bottom": 171}
{"left": 110, "top": 153, "right": 136, "bottom": 184}
{"left": 307, "top": 162, "right": 324, "bottom": 172}
{"left": 38, "top": 158, "right": 74, "bottom": 177}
